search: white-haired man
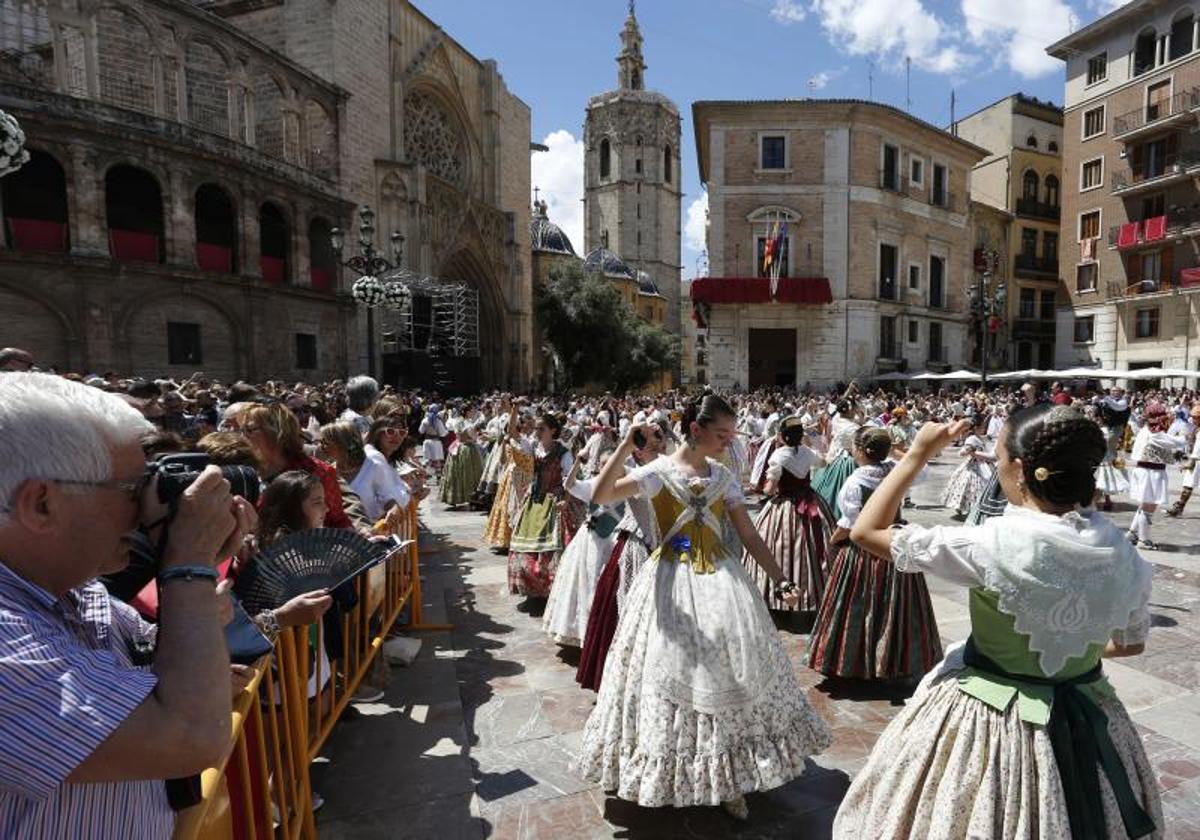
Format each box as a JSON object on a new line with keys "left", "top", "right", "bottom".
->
{"left": 340, "top": 375, "right": 380, "bottom": 435}
{"left": 0, "top": 373, "right": 252, "bottom": 837}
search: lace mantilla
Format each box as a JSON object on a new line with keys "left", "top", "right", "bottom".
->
{"left": 982, "top": 511, "right": 1151, "bottom": 675}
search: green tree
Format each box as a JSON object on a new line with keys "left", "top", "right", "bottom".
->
{"left": 537, "top": 261, "right": 676, "bottom": 391}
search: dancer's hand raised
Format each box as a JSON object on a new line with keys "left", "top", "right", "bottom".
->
{"left": 910, "top": 419, "right": 972, "bottom": 460}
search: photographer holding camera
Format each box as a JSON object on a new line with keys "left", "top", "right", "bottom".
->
{"left": 0, "top": 373, "right": 253, "bottom": 838}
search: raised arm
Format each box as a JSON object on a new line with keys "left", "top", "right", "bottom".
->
{"left": 592, "top": 423, "right": 653, "bottom": 505}
{"left": 852, "top": 420, "right": 970, "bottom": 557}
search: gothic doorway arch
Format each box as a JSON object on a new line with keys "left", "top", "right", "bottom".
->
{"left": 440, "top": 247, "right": 505, "bottom": 390}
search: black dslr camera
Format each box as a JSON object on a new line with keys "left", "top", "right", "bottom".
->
{"left": 151, "top": 453, "right": 261, "bottom": 506}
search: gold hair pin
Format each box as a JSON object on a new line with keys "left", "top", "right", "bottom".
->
{"left": 1033, "top": 467, "right": 1061, "bottom": 482}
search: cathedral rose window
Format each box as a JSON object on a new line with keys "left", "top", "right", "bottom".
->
{"left": 403, "top": 92, "right": 466, "bottom": 187}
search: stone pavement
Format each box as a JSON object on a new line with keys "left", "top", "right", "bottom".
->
{"left": 314, "top": 457, "right": 1200, "bottom": 839}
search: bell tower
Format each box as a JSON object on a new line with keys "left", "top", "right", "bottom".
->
{"left": 583, "top": 3, "right": 683, "bottom": 341}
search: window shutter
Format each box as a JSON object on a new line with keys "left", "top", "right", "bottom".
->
{"left": 1162, "top": 247, "right": 1174, "bottom": 287}
{"left": 1126, "top": 252, "right": 1141, "bottom": 289}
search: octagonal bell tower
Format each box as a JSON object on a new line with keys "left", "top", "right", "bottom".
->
{"left": 583, "top": 3, "right": 683, "bottom": 339}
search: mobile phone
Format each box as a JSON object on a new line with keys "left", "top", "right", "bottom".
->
{"left": 633, "top": 429, "right": 646, "bottom": 448}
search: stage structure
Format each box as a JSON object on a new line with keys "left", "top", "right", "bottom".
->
{"left": 379, "top": 272, "right": 481, "bottom": 394}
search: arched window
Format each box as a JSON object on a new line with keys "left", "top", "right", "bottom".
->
{"left": 599, "top": 138, "right": 611, "bottom": 179}
{"left": 2, "top": 149, "right": 69, "bottom": 253}
{"left": 105, "top": 165, "right": 163, "bottom": 263}
{"left": 1022, "top": 170, "right": 1040, "bottom": 201}
{"left": 664, "top": 145, "right": 672, "bottom": 183}
{"left": 259, "top": 202, "right": 289, "bottom": 284}
{"left": 308, "top": 217, "right": 335, "bottom": 291}
{"left": 1044, "top": 175, "right": 1060, "bottom": 208}
{"left": 1048, "top": 140, "right": 1059, "bottom": 153}
{"left": 746, "top": 206, "right": 801, "bottom": 279}
{"left": 1026, "top": 135, "right": 1038, "bottom": 148}
{"left": 195, "top": 184, "right": 237, "bottom": 273}
{"left": 1134, "top": 28, "right": 1158, "bottom": 76}
{"left": 1171, "top": 11, "right": 1195, "bottom": 61}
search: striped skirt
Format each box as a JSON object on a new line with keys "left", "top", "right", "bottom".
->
{"left": 807, "top": 542, "right": 942, "bottom": 681}
{"left": 742, "top": 492, "right": 831, "bottom": 611}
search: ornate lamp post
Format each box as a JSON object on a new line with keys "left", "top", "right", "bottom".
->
{"left": 331, "top": 205, "right": 412, "bottom": 377}
{"left": 968, "top": 248, "right": 1005, "bottom": 388}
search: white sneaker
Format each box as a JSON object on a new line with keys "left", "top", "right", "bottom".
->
{"left": 383, "top": 636, "right": 422, "bottom": 666}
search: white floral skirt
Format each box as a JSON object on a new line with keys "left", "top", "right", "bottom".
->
{"left": 940, "top": 461, "right": 992, "bottom": 514}
{"left": 577, "top": 555, "right": 831, "bottom": 807}
{"left": 834, "top": 659, "right": 1164, "bottom": 839}
{"left": 543, "top": 525, "right": 616, "bottom": 647}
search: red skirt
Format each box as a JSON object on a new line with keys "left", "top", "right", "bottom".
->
{"left": 575, "top": 531, "right": 628, "bottom": 691}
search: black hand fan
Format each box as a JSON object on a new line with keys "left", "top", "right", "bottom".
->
{"left": 234, "top": 529, "right": 410, "bottom": 616}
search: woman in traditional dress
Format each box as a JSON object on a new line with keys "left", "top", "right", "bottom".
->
{"left": 940, "top": 415, "right": 996, "bottom": 520}
{"left": 578, "top": 395, "right": 831, "bottom": 821}
{"left": 811, "top": 397, "right": 862, "bottom": 522}
{"left": 808, "top": 427, "right": 942, "bottom": 682}
{"left": 418, "top": 404, "right": 448, "bottom": 479}
{"left": 471, "top": 399, "right": 511, "bottom": 511}
{"left": 1126, "top": 401, "right": 1186, "bottom": 550}
{"left": 1094, "top": 396, "right": 1131, "bottom": 512}
{"left": 439, "top": 409, "right": 484, "bottom": 509}
{"left": 575, "top": 424, "right": 665, "bottom": 691}
{"left": 834, "top": 406, "right": 1162, "bottom": 840}
{"left": 507, "top": 413, "right": 578, "bottom": 599}
{"left": 1167, "top": 404, "right": 1200, "bottom": 517}
{"left": 742, "top": 416, "right": 831, "bottom": 612}
{"left": 482, "top": 412, "right": 533, "bottom": 553}
{"left": 543, "top": 450, "right": 623, "bottom": 647}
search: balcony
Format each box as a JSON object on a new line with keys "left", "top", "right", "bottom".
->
{"left": 1012, "top": 319, "right": 1057, "bottom": 340}
{"left": 1111, "top": 152, "right": 1200, "bottom": 197}
{"left": 1015, "top": 197, "right": 1060, "bottom": 221}
{"left": 1113, "top": 87, "right": 1200, "bottom": 142}
{"left": 1108, "top": 207, "right": 1200, "bottom": 250}
{"left": 1014, "top": 253, "right": 1059, "bottom": 278}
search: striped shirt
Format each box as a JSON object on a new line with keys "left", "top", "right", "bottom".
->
{"left": 0, "top": 562, "right": 174, "bottom": 839}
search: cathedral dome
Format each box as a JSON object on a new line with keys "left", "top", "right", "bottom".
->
{"left": 530, "top": 210, "right": 576, "bottom": 256}
{"left": 636, "top": 270, "right": 663, "bottom": 298}
{"left": 530, "top": 200, "right": 576, "bottom": 255}
{"left": 584, "top": 247, "right": 636, "bottom": 280}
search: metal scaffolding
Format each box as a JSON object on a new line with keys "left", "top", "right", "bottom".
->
{"left": 377, "top": 274, "right": 479, "bottom": 359}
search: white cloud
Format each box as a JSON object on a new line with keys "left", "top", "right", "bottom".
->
{"left": 531, "top": 129, "right": 585, "bottom": 255}
{"left": 807, "top": 68, "right": 846, "bottom": 90}
{"left": 769, "top": 0, "right": 806, "bottom": 24}
{"left": 961, "top": 0, "right": 1073, "bottom": 78}
{"left": 1090, "top": 0, "right": 1126, "bottom": 13}
{"left": 684, "top": 191, "right": 708, "bottom": 254}
{"left": 812, "top": 0, "right": 969, "bottom": 74}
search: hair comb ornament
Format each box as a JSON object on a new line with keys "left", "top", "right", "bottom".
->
{"left": 1033, "top": 467, "right": 1061, "bottom": 482}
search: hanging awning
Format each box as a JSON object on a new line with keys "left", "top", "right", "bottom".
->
{"left": 689, "top": 276, "right": 833, "bottom": 305}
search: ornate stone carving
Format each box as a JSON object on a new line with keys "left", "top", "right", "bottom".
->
{"left": 403, "top": 91, "right": 465, "bottom": 187}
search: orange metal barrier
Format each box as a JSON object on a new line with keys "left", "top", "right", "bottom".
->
{"left": 176, "top": 498, "right": 443, "bottom": 839}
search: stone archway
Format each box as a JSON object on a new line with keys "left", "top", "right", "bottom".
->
{"left": 439, "top": 247, "right": 505, "bottom": 390}
{"left": 120, "top": 291, "right": 243, "bottom": 381}
{"left": 0, "top": 283, "right": 74, "bottom": 370}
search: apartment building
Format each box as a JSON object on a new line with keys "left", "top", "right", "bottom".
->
{"left": 689, "top": 99, "right": 987, "bottom": 388}
{"left": 1048, "top": 0, "right": 1200, "bottom": 374}
{"left": 955, "top": 94, "right": 1064, "bottom": 370}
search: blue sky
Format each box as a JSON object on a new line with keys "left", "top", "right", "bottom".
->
{"left": 421, "top": 0, "right": 1124, "bottom": 278}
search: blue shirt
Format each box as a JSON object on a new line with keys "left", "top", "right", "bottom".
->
{"left": 0, "top": 562, "right": 173, "bottom": 838}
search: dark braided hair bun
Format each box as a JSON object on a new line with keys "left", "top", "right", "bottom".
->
{"left": 780, "top": 417, "right": 806, "bottom": 447}
{"left": 854, "top": 426, "right": 893, "bottom": 464}
{"left": 1005, "top": 405, "right": 1105, "bottom": 508}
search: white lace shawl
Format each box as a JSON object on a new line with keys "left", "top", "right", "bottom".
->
{"left": 892, "top": 506, "right": 1152, "bottom": 675}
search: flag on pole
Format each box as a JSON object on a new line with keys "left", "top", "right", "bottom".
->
{"left": 769, "top": 221, "right": 787, "bottom": 298}
{"left": 761, "top": 220, "right": 778, "bottom": 276}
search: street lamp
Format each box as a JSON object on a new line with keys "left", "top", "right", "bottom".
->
{"left": 970, "top": 248, "right": 1006, "bottom": 388}
{"left": 331, "top": 205, "right": 412, "bottom": 377}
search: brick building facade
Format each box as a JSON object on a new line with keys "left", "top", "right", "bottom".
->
{"left": 690, "top": 99, "right": 986, "bottom": 389}
{"left": 0, "top": 0, "right": 533, "bottom": 389}
{"left": 1048, "top": 0, "right": 1200, "bottom": 377}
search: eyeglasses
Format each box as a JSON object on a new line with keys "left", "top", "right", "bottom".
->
{"left": 50, "top": 464, "right": 155, "bottom": 504}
